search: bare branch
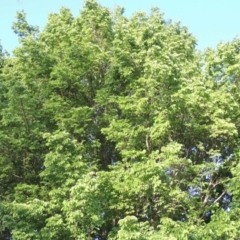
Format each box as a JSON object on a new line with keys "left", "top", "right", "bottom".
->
{"left": 214, "top": 192, "right": 226, "bottom": 204}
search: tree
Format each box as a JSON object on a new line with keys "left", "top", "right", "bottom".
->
{"left": 0, "top": 0, "right": 240, "bottom": 239}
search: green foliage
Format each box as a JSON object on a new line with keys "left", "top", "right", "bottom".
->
{"left": 0, "top": 0, "right": 240, "bottom": 239}
{"left": 12, "top": 11, "right": 39, "bottom": 39}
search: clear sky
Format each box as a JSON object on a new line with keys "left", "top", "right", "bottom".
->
{"left": 1, "top": 0, "right": 240, "bottom": 53}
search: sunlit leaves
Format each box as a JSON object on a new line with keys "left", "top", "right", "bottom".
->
{"left": 0, "top": 0, "right": 240, "bottom": 239}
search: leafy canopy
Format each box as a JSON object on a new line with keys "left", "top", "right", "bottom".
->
{"left": 0, "top": 0, "right": 240, "bottom": 239}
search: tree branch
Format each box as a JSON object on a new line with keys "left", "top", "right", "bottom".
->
{"left": 214, "top": 191, "right": 226, "bottom": 204}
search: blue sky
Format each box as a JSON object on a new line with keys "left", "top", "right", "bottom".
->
{"left": 1, "top": 0, "right": 239, "bottom": 53}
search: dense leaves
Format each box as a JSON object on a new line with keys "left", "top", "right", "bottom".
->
{"left": 0, "top": 0, "right": 240, "bottom": 239}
